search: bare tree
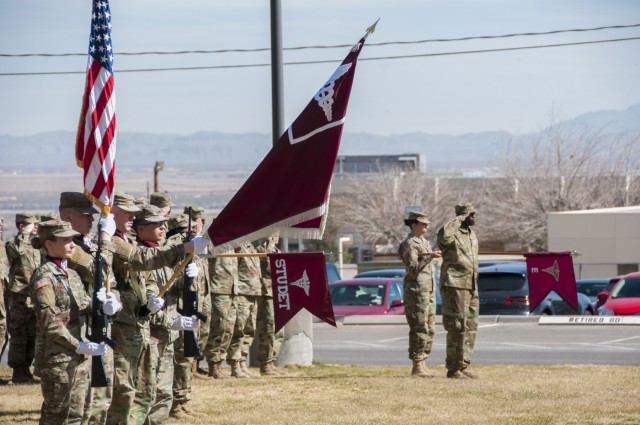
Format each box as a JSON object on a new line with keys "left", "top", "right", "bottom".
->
{"left": 485, "top": 119, "right": 640, "bottom": 250}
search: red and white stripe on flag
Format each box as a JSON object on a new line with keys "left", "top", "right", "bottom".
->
{"left": 75, "top": 0, "right": 116, "bottom": 215}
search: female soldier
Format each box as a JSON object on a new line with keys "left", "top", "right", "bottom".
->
{"left": 30, "top": 220, "right": 119, "bottom": 424}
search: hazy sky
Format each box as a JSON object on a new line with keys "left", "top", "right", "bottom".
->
{"left": 1, "top": 0, "right": 639, "bottom": 137}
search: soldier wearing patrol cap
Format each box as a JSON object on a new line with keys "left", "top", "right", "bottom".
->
{"left": 39, "top": 212, "right": 60, "bottom": 223}
{"left": 58, "top": 192, "right": 117, "bottom": 423}
{"left": 169, "top": 206, "right": 211, "bottom": 418}
{"left": 105, "top": 200, "right": 208, "bottom": 424}
{"left": 132, "top": 205, "right": 201, "bottom": 423}
{"left": 30, "top": 220, "right": 120, "bottom": 424}
{"left": 437, "top": 203, "right": 480, "bottom": 380}
{"left": 149, "top": 192, "right": 173, "bottom": 219}
{"left": 5, "top": 212, "right": 42, "bottom": 384}
{"left": 398, "top": 211, "right": 441, "bottom": 377}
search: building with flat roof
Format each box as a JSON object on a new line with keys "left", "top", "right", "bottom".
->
{"left": 334, "top": 154, "right": 425, "bottom": 175}
{"left": 547, "top": 206, "right": 640, "bottom": 279}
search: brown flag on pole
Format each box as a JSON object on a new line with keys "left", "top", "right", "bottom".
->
{"left": 207, "top": 24, "right": 375, "bottom": 253}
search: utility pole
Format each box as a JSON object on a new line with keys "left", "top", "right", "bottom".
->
{"left": 153, "top": 161, "right": 164, "bottom": 193}
{"left": 269, "top": 0, "right": 314, "bottom": 367}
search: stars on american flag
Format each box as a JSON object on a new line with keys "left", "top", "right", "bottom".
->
{"left": 88, "top": 0, "right": 114, "bottom": 72}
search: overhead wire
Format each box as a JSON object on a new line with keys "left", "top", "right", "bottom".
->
{"left": 1, "top": 36, "right": 639, "bottom": 77}
{"left": 1, "top": 23, "right": 639, "bottom": 58}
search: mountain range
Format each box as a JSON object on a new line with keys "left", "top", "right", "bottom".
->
{"left": 1, "top": 104, "right": 638, "bottom": 172}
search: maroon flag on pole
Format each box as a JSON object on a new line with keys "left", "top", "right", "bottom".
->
{"left": 207, "top": 36, "right": 368, "bottom": 252}
{"left": 524, "top": 252, "right": 579, "bottom": 313}
{"left": 269, "top": 252, "right": 336, "bottom": 332}
{"left": 75, "top": 0, "right": 117, "bottom": 215}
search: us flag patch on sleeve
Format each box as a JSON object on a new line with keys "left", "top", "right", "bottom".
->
{"left": 34, "top": 278, "right": 50, "bottom": 290}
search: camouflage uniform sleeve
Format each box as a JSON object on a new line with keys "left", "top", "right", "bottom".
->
{"left": 112, "top": 237, "right": 186, "bottom": 271}
{"left": 402, "top": 238, "right": 430, "bottom": 275}
{"left": 437, "top": 215, "right": 465, "bottom": 248}
{"left": 31, "top": 274, "right": 80, "bottom": 352}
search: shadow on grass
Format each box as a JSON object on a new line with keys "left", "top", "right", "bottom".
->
{"left": 0, "top": 409, "right": 40, "bottom": 421}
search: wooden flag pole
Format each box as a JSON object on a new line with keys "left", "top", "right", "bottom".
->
{"left": 156, "top": 253, "right": 193, "bottom": 298}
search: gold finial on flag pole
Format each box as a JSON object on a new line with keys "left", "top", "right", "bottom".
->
{"left": 365, "top": 18, "right": 380, "bottom": 37}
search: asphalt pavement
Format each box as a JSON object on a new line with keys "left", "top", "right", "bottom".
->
{"left": 312, "top": 316, "right": 640, "bottom": 367}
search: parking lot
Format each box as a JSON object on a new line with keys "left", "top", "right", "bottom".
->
{"left": 312, "top": 318, "right": 640, "bottom": 367}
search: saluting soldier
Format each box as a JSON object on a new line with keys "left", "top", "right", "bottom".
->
{"left": 30, "top": 220, "right": 120, "bottom": 425}
{"left": 255, "top": 235, "right": 285, "bottom": 376}
{"left": 5, "top": 212, "right": 41, "bottom": 384}
{"left": 399, "top": 211, "right": 441, "bottom": 377}
{"left": 437, "top": 203, "right": 480, "bottom": 380}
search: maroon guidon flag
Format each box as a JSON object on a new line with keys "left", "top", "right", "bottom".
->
{"left": 207, "top": 22, "right": 377, "bottom": 252}
{"left": 524, "top": 252, "right": 579, "bottom": 313}
{"left": 75, "top": 0, "right": 117, "bottom": 215}
{"left": 269, "top": 252, "right": 336, "bottom": 332}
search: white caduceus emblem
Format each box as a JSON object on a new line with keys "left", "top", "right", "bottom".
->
{"left": 542, "top": 260, "right": 560, "bottom": 282}
{"left": 314, "top": 63, "right": 352, "bottom": 121}
{"left": 289, "top": 270, "right": 311, "bottom": 296}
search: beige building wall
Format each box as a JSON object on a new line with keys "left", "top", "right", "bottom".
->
{"left": 547, "top": 206, "right": 640, "bottom": 279}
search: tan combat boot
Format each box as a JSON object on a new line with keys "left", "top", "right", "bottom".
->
{"left": 411, "top": 360, "right": 430, "bottom": 378}
{"left": 208, "top": 361, "right": 227, "bottom": 379}
{"left": 192, "top": 360, "right": 208, "bottom": 380}
{"left": 460, "top": 368, "right": 479, "bottom": 379}
{"left": 446, "top": 370, "right": 469, "bottom": 380}
{"left": 260, "top": 361, "right": 281, "bottom": 376}
{"left": 230, "top": 361, "right": 249, "bottom": 378}
{"left": 240, "top": 362, "right": 259, "bottom": 378}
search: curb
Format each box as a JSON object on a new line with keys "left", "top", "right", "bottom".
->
{"left": 327, "top": 315, "right": 541, "bottom": 326}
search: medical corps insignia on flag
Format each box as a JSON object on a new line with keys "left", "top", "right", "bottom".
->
{"left": 524, "top": 252, "right": 579, "bottom": 313}
{"left": 208, "top": 36, "right": 367, "bottom": 253}
{"left": 269, "top": 252, "right": 336, "bottom": 332}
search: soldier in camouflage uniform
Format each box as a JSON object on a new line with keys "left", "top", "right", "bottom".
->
{"left": 149, "top": 192, "right": 173, "bottom": 219}
{"left": 0, "top": 231, "right": 8, "bottom": 363}
{"left": 59, "top": 192, "right": 113, "bottom": 423}
{"left": 5, "top": 212, "right": 41, "bottom": 384}
{"left": 169, "top": 206, "right": 210, "bottom": 418}
{"left": 255, "top": 235, "right": 285, "bottom": 376}
{"left": 228, "top": 242, "right": 261, "bottom": 378}
{"left": 204, "top": 249, "right": 239, "bottom": 379}
{"left": 30, "top": 220, "right": 120, "bottom": 425}
{"left": 399, "top": 211, "right": 442, "bottom": 378}
{"left": 105, "top": 195, "right": 187, "bottom": 424}
{"left": 134, "top": 206, "right": 201, "bottom": 424}
{"left": 437, "top": 203, "right": 480, "bottom": 380}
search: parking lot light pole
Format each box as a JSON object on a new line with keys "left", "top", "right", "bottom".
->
{"left": 338, "top": 236, "right": 352, "bottom": 276}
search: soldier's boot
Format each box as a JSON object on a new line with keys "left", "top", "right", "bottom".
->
{"left": 169, "top": 403, "right": 189, "bottom": 419}
{"left": 179, "top": 402, "right": 204, "bottom": 417}
{"left": 240, "top": 362, "right": 259, "bottom": 378}
{"left": 446, "top": 370, "right": 469, "bottom": 380}
{"left": 411, "top": 360, "right": 431, "bottom": 378}
{"left": 208, "top": 361, "right": 227, "bottom": 380}
{"left": 11, "top": 366, "right": 37, "bottom": 384}
{"left": 192, "top": 360, "right": 208, "bottom": 380}
{"left": 260, "top": 361, "right": 280, "bottom": 376}
{"left": 230, "top": 361, "right": 249, "bottom": 378}
{"left": 460, "top": 368, "right": 479, "bottom": 379}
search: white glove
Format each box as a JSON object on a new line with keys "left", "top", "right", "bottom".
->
{"left": 191, "top": 236, "right": 208, "bottom": 254}
{"left": 146, "top": 294, "right": 165, "bottom": 314}
{"left": 102, "top": 292, "right": 121, "bottom": 316}
{"left": 171, "top": 316, "right": 198, "bottom": 331}
{"left": 185, "top": 263, "right": 199, "bottom": 278}
{"left": 99, "top": 214, "right": 116, "bottom": 237}
{"left": 76, "top": 341, "right": 108, "bottom": 356}
{"left": 96, "top": 287, "right": 107, "bottom": 302}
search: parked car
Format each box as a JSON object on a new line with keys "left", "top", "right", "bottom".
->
{"left": 478, "top": 262, "right": 595, "bottom": 315}
{"left": 597, "top": 272, "right": 640, "bottom": 316}
{"left": 353, "top": 268, "right": 441, "bottom": 314}
{"left": 595, "top": 275, "right": 624, "bottom": 311}
{"left": 576, "top": 278, "right": 610, "bottom": 309}
{"left": 329, "top": 278, "right": 405, "bottom": 316}
{"left": 325, "top": 262, "right": 341, "bottom": 283}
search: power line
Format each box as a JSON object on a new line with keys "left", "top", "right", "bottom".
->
{"left": 1, "top": 36, "right": 639, "bottom": 77}
{"left": 1, "top": 23, "right": 639, "bottom": 58}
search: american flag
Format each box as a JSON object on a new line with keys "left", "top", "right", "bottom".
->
{"left": 76, "top": 0, "right": 116, "bottom": 215}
